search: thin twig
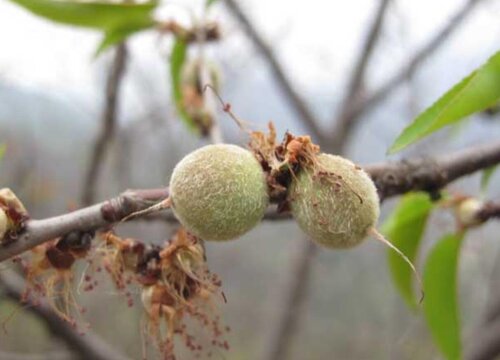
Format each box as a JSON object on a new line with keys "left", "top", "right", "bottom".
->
{"left": 265, "top": 242, "right": 317, "bottom": 360}
{"left": 466, "top": 316, "right": 500, "bottom": 360}
{"left": 0, "top": 273, "right": 131, "bottom": 360}
{"left": 345, "top": 0, "right": 485, "bottom": 123}
{"left": 467, "top": 241, "right": 500, "bottom": 360}
{"left": 82, "top": 44, "right": 128, "bottom": 206}
{"left": 222, "top": 0, "right": 326, "bottom": 145}
{"left": 2, "top": 140, "right": 500, "bottom": 262}
{"left": 330, "top": 0, "right": 392, "bottom": 149}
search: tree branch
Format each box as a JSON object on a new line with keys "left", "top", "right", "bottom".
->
{"left": 0, "top": 272, "right": 131, "bottom": 360}
{"left": 368, "top": 140, "right": 500, "bottom": 200}
{"left": 265, "top": 240, "right": 316, "bottom": 360}
{"left": 0, "top": 188, "right": 169, "bottom": 262}
{"left": 1, "top": 140, "right": 500, "bottom": 262}
{"left": 82, "top": 44, "right": 128, "bottom": 206}
{"left": 222, "top": 0, "right": 326, "bottom": 144}
{"left": 478, "top": 202, "right": 500, "bottom": 222}
{"left": 466, "top": 251, "right": 500, "bottom": 360}
{"left": 345, "top": 0, "right": 485, "bottom": 123}
{"left": 466, "top": 317, "right": 500, "bottom": 360}
{"left": 330, "top": 0, "right": 391, "bottom": 149}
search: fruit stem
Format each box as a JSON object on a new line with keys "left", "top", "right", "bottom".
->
{"left": 203, "top": 84, "right": 251, "bottom": 132}
{"left": 121, "top": 197, "right": 172, "bottom": 222}
{"left": 368, "top": 227, "right": 425, "bottom": 304}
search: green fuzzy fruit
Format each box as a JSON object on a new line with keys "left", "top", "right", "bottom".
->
{"left": 169, "top": 144, "right": 269, "bottom": 241}
{"left": 289, "top": 154, "right": 380, "bottom": 248}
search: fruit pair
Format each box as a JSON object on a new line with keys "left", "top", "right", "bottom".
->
{"left": 169, "top": 144, "right": 379, "bottom": 248}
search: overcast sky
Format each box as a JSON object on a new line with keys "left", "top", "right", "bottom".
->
{"left": 0, "top": 0, "right": 499, "bottom": 139}
{"left": 1, "top": 0, "right": 499, "bottom": 85}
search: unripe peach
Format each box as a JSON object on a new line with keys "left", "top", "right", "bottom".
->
{"left": 289, "top": 154, "right": 379, "bottom": 248}
{"left": 169, "top": 144, "right": 268, "bottom": 241}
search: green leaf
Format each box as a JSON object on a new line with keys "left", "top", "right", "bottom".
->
{"left": 423, "top": 232, "right": 464, "bottom": 360}
{"left": 170, "top": 38, "right": 196, "bottom": 132}
{"left": 8, "top": 0, "right": 157, "bottom": 32}
{"left": 389, "top": 51, "right": 500, "bottom": 153}
{"left": 480, "top": 165, "right": 497, "bottom": 194}
{"left": 382, "top": 192, "right": 434, "bottom": 309}
{"left": 95, "top": 28, "right": 135, "bottom": 57}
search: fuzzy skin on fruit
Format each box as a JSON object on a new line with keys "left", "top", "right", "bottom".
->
{"left": 289, "top": 154, "right": 380, "bottom": 248}
{"left": 169, "top": 144, "right": 268, "bottom": 241}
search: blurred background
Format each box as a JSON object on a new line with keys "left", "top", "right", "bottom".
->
{"left": 1, "top": 0, "right": 500, "bottom": 359}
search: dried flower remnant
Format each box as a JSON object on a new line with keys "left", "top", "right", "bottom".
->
{"left": 93, "top": 232, "right": 146, "bottom": 307}
{"left": 140, "top": 228, "right": 230, "bottom": 359}
{"left": 21, "top": 231, "right": 93, "bottom": 326}
{"left": 158, "top": 21, "right": 221, "bottom": 43}
{"left": 0, "top": 188, "right": 29, "bottom": 243}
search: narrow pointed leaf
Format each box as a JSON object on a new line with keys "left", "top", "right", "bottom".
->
{"left": 95, "top": 28, "right": 135, "bottom": 57}
{"left": 480, "top": 165, "right": 497, "bottom": 194}
{"left": 389, "top": 51, "right": 500, "bottom": 153}
{"left": 8, "top": 0, "right": 157, "bottom": 32}
{"left": 170, "top": 38, "right": 196, "bottom": 132}
{"left": 383, "top": 192, "right": 434, "bottom": 309}
{"left": 423, "top": 232, "right": 464, "bottom": 360}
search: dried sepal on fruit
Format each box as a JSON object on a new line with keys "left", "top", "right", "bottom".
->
{"left": 21, "top": 231, "right": 93, "bottom": 326}
{"left": 140, "top": 228, "right": 230, "bottom": 360}
{"left": 248, "top": 122, "right": 320, "bottom": 205}
{"left": 0, "top": 188, "right": 29, "bottom": 243}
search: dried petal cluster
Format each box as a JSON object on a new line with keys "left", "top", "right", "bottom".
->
{"left": 98, "top": 228, "right": 229, "bottom": 359}
{"left": 21, "top": 231, "right": 92, "bottom": 326}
